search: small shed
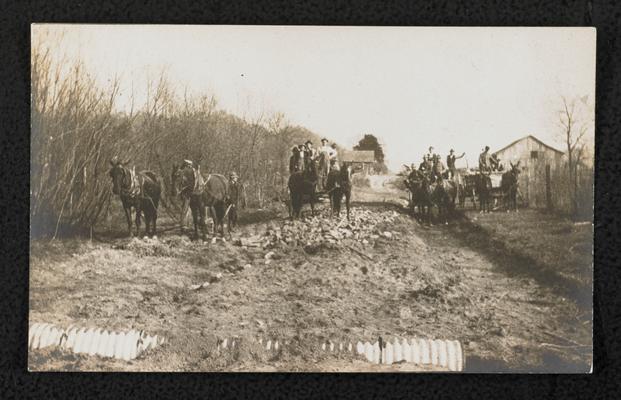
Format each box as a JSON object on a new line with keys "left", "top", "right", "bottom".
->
{"left": 341, "top": 150, "right": 376, "bottom": 174}
{"left": 493, "top": 135, "right": 565, "bottom": 208}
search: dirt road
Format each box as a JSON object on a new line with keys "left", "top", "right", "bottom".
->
{"left": 29, "top": 175, "right": 592, "bottom": 372}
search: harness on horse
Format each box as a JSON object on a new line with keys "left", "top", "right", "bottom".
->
{"left": 122, "top": 167, "right": 142, "bottom": 198}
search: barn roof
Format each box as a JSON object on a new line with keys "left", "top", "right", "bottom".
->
{"left": 341, "top": 150, "right": 375, "bottom": 163}
{"left": 493, "top": 135, "right": 564, "bottom": 156}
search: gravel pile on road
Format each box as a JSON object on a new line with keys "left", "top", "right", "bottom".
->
{"left": 235, "top": 208, "right": 402, "bottom": 251}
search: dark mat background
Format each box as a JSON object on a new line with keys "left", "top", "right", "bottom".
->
{"left": 1, "top": 0, "right": 619, "bottom": 398}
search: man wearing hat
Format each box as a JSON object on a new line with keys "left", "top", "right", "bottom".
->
{"left": 426, "top": 146, "right": 435, "bottom": 161}
{"left": 330, "top": 143, "right": 339, "bottom": 163}
{"left": 446, "top": 149, "right": 466, "bottom": 180}
{"left": 479, "top": 146, "right": 493, "bottom": 173}
{"left": 432, "top": 154, "right": 446, "bottom": 182}
{"left": 317, "top": 138, "right": 334, "bottom": 189}
{"left": 227, "top": 171, "right": 245, "bottom": 230}
{"left": 419, "top": 154, "right": 432, "bottom": 174}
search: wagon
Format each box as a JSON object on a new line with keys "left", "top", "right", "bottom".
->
{"left": 456, "top": 169, "right": 505, "bottom": 210}
{"left": 487, "top": 171, "right": 505, "bottom": 210}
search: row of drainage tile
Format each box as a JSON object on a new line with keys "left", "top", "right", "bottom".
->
{"left": 28, "top": 323, "right": 164, "bottom": 362}
{"left": 216, "top": 337, "right": 464, "bottom": 372}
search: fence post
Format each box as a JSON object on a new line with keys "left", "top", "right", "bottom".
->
{"left": 545, "top": 164, "right": 552, "bottom": 211}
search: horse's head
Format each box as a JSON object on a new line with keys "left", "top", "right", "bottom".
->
{"left": 171, "top": 162, "right": 195, "bottom": 197}
{"left": 340, "top": 162, "right": 352, "bottom": 182}
{"left": 509, "top": 161, "right": 522, "bottom": 180}
{"left": 109, "top": 157, "right": 130, "bottom": 195}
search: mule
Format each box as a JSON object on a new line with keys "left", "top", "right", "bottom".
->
{"left": 288, "top": 160, "right": 318, "bottom": 219}
{"left": 326, "top": 163, "right": 353, "bottom": 220}
{"left": 501, "top": 161, "right": 521, "bottom": 212}
{"left": 171, "top": 163, "right": 229, "bottom": 240}
{"left": 109, "top": 158, "right": 161, "bottom": 237}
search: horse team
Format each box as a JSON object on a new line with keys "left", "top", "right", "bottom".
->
{"left": 108, "top": 152, "right": 522, "bottom": 239}
{"left": 108, "top": 155, "right": 356, "bottom": 240}
{"left": 405, "top": 161, "right": 522, "bottom": 224}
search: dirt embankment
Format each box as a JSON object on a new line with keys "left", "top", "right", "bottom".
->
{"left": 29, "top": 177, "right": 592, "bottom": 372}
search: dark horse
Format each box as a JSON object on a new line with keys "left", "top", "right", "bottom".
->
{"left": 476, "top": 173, "right": 493, "bottom": 213}
{"left": 405, "top": 170, "right": 432, "bottom": 221}
{"left": 109, "top": 158, "right": 161, "bottom": 237}
{"left": 501, "top": 161, "right": 521, "bottom": 212}
{"left": 171, "top": 164, "right": 229, "bottom": 240}
{"left": 288, "top": 159, "right": 318, "bottom": 219}
{"left": 326, "top": 162, "right": 354, "bottom": 220}
{"left": 429, "top": 177, "right": 458, "bottom": 224}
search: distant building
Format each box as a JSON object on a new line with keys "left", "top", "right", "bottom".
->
{"left": 341, "top": 150, "right": 376, "bottom": 174}
{"left": 493, "top": 135, "right": 565, "bottom": 207}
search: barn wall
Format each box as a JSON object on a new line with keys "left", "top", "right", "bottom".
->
{"left": 494, "top": 136, "right": 565, "bottom": 208}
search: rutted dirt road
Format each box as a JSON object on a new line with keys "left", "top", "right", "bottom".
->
{"left": 29, "top": 176, "right": 592, "bottom": 372}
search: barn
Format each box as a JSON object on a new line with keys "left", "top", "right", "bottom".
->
{"left": 493, "top": 135, "right": 565, "bottom": 208}
{"left": 340, "top": 150, "right": 376, "bottom": 174}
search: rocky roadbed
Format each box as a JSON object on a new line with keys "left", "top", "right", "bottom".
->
{"left": 29, "top": 200, "right": 592, "bottom": 372}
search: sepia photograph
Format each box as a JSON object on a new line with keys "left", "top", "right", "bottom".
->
{"left": 29, "top": 25, "right": 594, "bottom": 372}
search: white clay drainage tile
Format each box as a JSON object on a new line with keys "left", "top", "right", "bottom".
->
{"left": 217, "top": 337, "right": 465, "bottom": 372}
{"left": 28, "top": 322, "right": 165, "bottom": 361}
{"left": 30, "top": 323, "right": 464, "bottom": 371}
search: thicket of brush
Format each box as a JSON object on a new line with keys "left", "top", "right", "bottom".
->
{"left": 31, "top": 37, "right": 335, "bottom": 238}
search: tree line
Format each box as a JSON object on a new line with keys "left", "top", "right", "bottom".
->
{"left": 30, "top": 38, "right": 338, "bottom": 238}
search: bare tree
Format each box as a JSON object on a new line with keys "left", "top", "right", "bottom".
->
{"left": 558, "top": 95, "right": 592, "bottom": 216}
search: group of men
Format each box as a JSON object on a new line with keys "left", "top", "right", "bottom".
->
{"left": 408, "top": 145, "right": 504, "bottom": 183}
{"left": 411, "top": 146, "right": 466, "bottom": 183}
{"left": 289, "top": 138, "right": 338, "bottom": 175}
{"left": 478, "top": 146, "right": 504, "bottom": 173}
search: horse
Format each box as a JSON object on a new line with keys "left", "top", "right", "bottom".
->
{"left": 405, "top": 170, "right": 431, "bottom": 220}
{"left": 288, "top": 159, "right": 318, "bottom": 219}
{"left": 430, "top": 177, "right": 458, "bottom": 224}
{"left": 326, "top": 162, "right": 353, "bottom": 220}
{"left": 108, "top": 158, "right": 161, "bottom": 237}
{"left": 171, "top": 163, "right": 229, "bottom": 240}
{"left": 476, "top": 173, "right": 493, "bottom": 213}
{"left": 501, "top": 161, "right": 521, "bottom": 212}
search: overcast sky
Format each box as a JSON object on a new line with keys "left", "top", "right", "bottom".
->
{"left": 33, "top": 25, "right": 595, "bottom": 171}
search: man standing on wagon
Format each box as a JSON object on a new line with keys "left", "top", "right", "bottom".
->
{"left": 479, "top": 146, "right": 493, "bottom": 173}
{"left": 447, "top": 149, "right": 466, "bottom": 180}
